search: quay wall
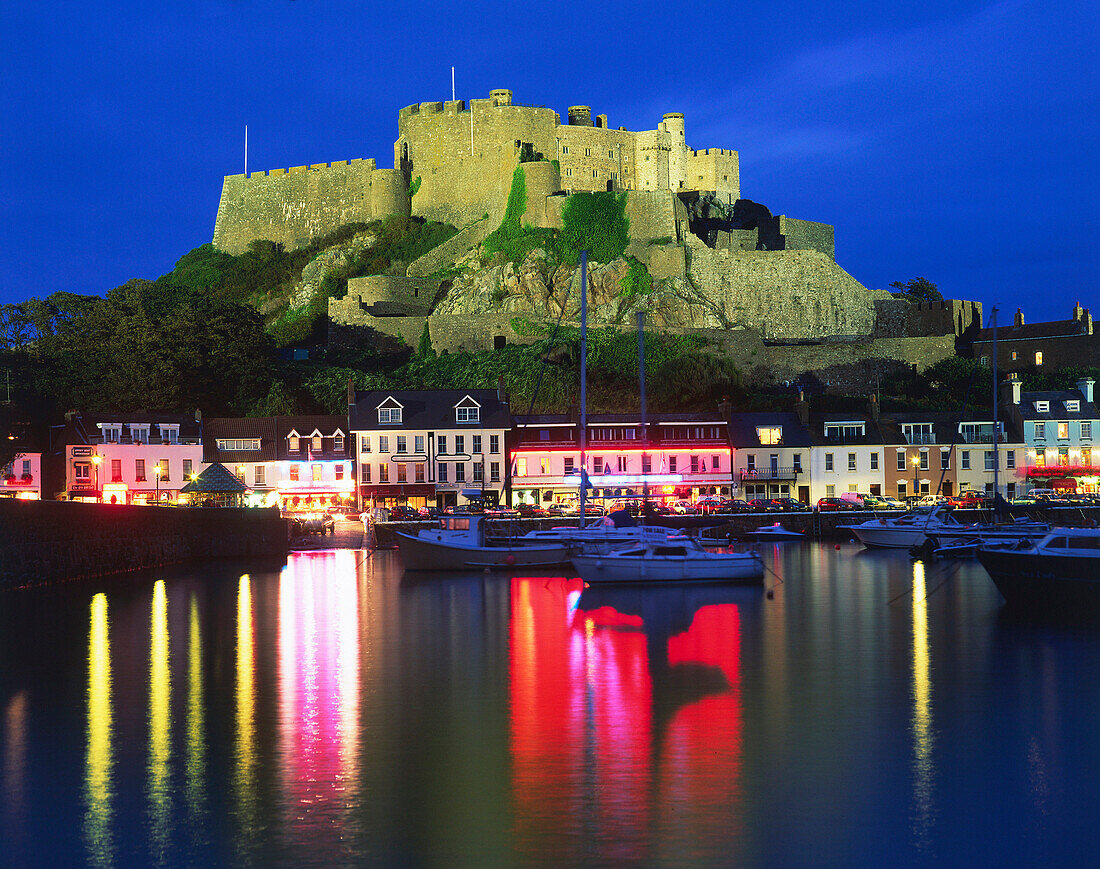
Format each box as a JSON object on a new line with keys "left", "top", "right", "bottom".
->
{"left": 0, "top": 501, "right": 288, "bottom": 589}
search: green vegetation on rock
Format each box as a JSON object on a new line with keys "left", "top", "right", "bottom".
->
{"left": 619, "top": 257, "right": 652, "bottom": 299}
{"left": 558, "top": 191, "right": 629, "bottom": 264}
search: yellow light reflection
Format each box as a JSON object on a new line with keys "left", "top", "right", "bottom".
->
{"left": 4, "top": 692, "right": 28, "bottom": 852}
{"left": 186, "top": 594, "right": 207, "bottom": 830}
{"left": 235, "top": 574, "right": 258, "bottom": 851}
{"left": 84, "top": 593, "right": 114, "bottom": 867}
{"left": 911, "top": 560, "right": 935, "bottom": 846}
{"left": 148, "top": 580, "right": 172, "bottom": 858}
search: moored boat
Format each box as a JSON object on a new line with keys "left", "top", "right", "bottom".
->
{"left": 745, "top": 522, "right": 805, "bottom": 541}
{"left": 396, "top": 514, "right": 574, "bottom": 571}
{"left": 572, "top": 537, "right": 763, "bottom": 584}
{"left": 842, "top": 505, "right": 972, "bottom": 550}
{"left": 976, "top": 526, "right": 1100, "bottom": 610}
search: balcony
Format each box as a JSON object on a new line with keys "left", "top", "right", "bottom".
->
{"left": 904, "top": 433, "right": 937, "bottom": 445}
{"left": 957, "top": 432, "right": 1006, "bottom": 445}
{"left": 739, "top": 466, "right": 799, "bottom": 482}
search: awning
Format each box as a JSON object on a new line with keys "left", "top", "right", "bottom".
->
{"left": 359, "top": 484, "right": 435, "bottom": 496}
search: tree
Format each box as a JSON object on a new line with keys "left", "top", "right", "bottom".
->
{"left": 889, "top": 277, "right": 943, "bottom": 304}
{"left": 416, "top": 321, "right": 435, "bottom": 359}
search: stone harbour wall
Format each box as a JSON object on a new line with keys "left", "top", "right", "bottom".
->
{"left": 0, "top": 501, "right": 288, "bottom": 588}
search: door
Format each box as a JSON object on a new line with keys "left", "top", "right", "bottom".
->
{"left": 798, "top": 485, "right": 810, "bottom": 504}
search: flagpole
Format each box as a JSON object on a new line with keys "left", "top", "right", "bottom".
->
{"left": 638, "top": 309, "right": 649, "bottom": 513}
{"left": 579, "top": 250, "right": 588, "bottom": 529}
{"left": 451, "top": 66, "right": 455, "bottom": 102}
{"left": 244, "top": 124, "right": 248, "bottom": 176}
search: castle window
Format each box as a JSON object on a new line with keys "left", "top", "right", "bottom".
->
{"left": 1011, "top": 351, "right": 1018, "bottom": 360}
{"left": 565, "top": 168, "right": 572, "bottom": 177}
{"left": 584, "top": 148, "right": 591, "bottom": 156}
{"left": 562, "top": 146, "right": 568, "bottom": 155}
{"left": 609, "top": 150, "right": 614, "bottom": 158}
{"left": 592, "top": 169, "right": 598, "bottom": 178}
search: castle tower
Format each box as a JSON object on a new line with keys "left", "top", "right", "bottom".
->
{"left": 661, "top": 113, "right": 686, "bottom": 190}
{"left": 567, "top": 105, "right": 593, "bottom": 127}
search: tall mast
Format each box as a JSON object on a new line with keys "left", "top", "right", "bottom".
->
{"left": 638, "top": 309, "right": 648, "bottom": 511}
{"left": 579, "top": 251, "right": 588, "bottom": 528}
{"left": 991, "top": 306, "right": 999, "bottom": 503}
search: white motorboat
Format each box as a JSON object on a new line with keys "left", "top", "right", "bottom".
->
{"left": 924, "top": 518, "right": 1051, "bottom": 559}
{"left": 841, "top": 505, "right": 972, "bottom": 550}
{"left": 572, "top": 537, "right": 763, "bottom": 584}
{"left": 396, "top": 514, "right": 574, "bottom": 571}
{"left": 513, "top": 512, "right": 690, "bottom": 553}
{"left": 977, "top": 526, "right": 1100, "bottom": 611}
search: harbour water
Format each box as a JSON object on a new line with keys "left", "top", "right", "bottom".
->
{"left": 3, "top": 543, "right": 1100, "bottom": 866}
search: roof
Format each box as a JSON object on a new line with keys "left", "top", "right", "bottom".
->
{"left": 973, "top": 318, "right": 1091, "bottom": 345}
{"left": 726, "top": 413, "right": 813, "bottom": 448}
{"left": 203, "top": 417, "right": 279, "bottom": 462}
{"left": 350, "top": 390, "right": 511, "bottom": 431}
{"left": 179, "top": 462, "right": 248, "bottom": 494}
{"left": 59, "top": 411, "right": 202, "bottom": 444}
{"left": 1015, "top": 390, "right": 1099, "bottom": 420}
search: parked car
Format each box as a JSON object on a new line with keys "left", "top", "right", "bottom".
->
{"left": 444, "top": 504, "right": 484, "bottom": 515}
{"left": 720, "top": 498, "right": 753, "bottom": 514}
{"left": 484, "top": 505, "right": 519, "bottom": 518}
{"left": 949, "top": 491, "right": 991, "bottom": 509}
{"left": 816, "top": 497, "right": 855, "bottom": 512}
{"left": 772, "top": 497, "right": 809, "bottom": 512}
{"left": 671, "top": 499, "right": 699, "bottom": 514}
{"left": 547, "top": 502, "right": 578, "bottom": 516}
{"left": 387, "top": 504, "right": 423, "bottom": 521}
{"left": 695, "top": 495, "right": 726, "bottom": 514}
{"left": 874, "top": 496, "right": 906, "bottom": 510}
{"left": 748, "top": 498, "right": 783, "bottom": 512}
{"left": 515, "top": 503, "right": 548, "bottom": 518}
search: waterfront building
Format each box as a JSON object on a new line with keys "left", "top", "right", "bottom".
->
{"left": 1001, "top": 375, "right": 1099, "bottom": 494}
{"left": 348, "top": 388, "right": 511, "bottom": 510}
{"left": 202, "top": 417, "right": 280, "bottom": 507}
{"left": 510, "top": 412, "right": 733, "bottom": 509}
{"left": 273, "top": 416, "right": 355, "bottom": 512}
{"left": 807, "top": 412, "right": 886, "bottom": 503}
{"left": 53, "top": 411, "right": 203, "bottom": 504}
{"left": 727, "top": 412, "right": 813, "bottom": 504}
{"left": 0, "top": 451, "right": 42, "bottom": 500}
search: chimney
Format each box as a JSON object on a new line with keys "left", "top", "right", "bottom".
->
{"left": 1014, "top": 308, "right": 1025, "bottom": 327}
{"left": 1076, "top": 378, "right": 1095, "bottom": 405}
{"left": 868, "top": 393, "right": 879, "bottom": 423}
{"left": 497, "top": 375, "right": 507, "bottom": 404}
{"left": 795, "top": 389, "right": 809, "bottom": 426}
{"left": 1000, "top": 372, "right": 1022, "bottom": 406}
{"left": 1084, "top": 308, "right": 1093, "bottom": 335}
{"left": 347, "top": 377, "right": 356, "bottom": 407}
{"left": 1074, "top": 301, "right": 1084, "bottom": 322}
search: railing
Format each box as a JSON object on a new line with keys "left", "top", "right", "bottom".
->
{"left": 904, "top": 433, "right": 937, "bottom": 445}
{"left": 957, "top": 432, "right": 1006, "bottom": 444}
{"left": 739, "top": 466, "right": 799, "bottom": 481}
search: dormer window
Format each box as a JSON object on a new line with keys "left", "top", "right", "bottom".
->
{"left": 756, "top": 426, "right": 782, "bottom": 445}
{"left": 334, "top": 433, "right": 345, "bottom": 452}
{"left": 1034, "top": 401, "right": 1049, "bottom": 413}
{"left": 824, "top": 422, "right": 865, "bottom": 439}
{"left": 455, "top": 396, "right": 481, "bottom": 424}
{"left": 129, "top": 424, "right": 150, "bottom": 444}
{"left": 311, "top": 434, "right": 323, "bottom": 452}
{"left": 1066, "top": 400, "right": 1080, "bottom": 412}
{"left": 99, "top": 424, "right": 122, "bottom": 444}
{"left": 158, "top": 424, "right": 179, "bottom": 445}
{"left": 377, "top": 397, "right": 403, "bottom": 425}
{"left": 288, "top": 435, "right": 300, "bottom": 452}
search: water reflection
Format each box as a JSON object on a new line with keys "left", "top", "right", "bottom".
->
{"left": 510, "top": 578, "right": 754, "bottom": 862}
{"left": 234, "top": 574, "right": 258, "bottom": 858}
{"left": 185, "top": 594, "right": 207, "bottom": 849}
{"left": 83, "top": 592, "right": 114, "bottom": 868}
{"left": 147, "top": 580, "right": 172, "bottom": 864}
{"left": 910, "top": 560, "right": 935, "bottom": 850}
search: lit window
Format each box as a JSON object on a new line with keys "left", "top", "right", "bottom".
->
{"left": 517, "top": 458, "right": 528, "bottom": 477}
{"left": 379, "top": 462, "right": 389, "bottom": 482}
{"left": 289, "top": 435, "right": 300, "bottom": 452}
{"left": 312, "top": 464, "right": 322, "bottom": 482}
{"left": 1035, "top": 351, "right": 1043, "bottom": 366}
{"left": 159, "top": 461, "right": 169, "bottom": 481}
{"left": 540, "top": 458, "right": 550, "bottom": 475}
{"left": 255, "top": 466, "right": 265, "bottom": 485}
{"left": 312, "top": 435, "right": 322, "bottom": 453}
{"left": 1011, "top": 351, "right": 1018, "bottom": 361}
{"left": 793, "top": 454, "right": 802, "bottom": 473}
{"left": 1058, "top": 422, "right": 1069, "bottom": 439}
{"left": 335, "top": 465, "right": 344, "bottom": 481}
{"left": 757, "top": 426, "right": 782, "bottom": 445}
{"left": 397, "top": 464, "right": 407, "bottom": 483}
{"left": 289, "top": 465, "right": 299, "bottom": 481}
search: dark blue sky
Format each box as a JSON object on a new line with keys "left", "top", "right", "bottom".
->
{"left": 2, "top": 0, "right": 1096, "bottom": 323}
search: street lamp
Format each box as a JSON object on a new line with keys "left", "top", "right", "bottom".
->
{"left": 911, "top": 455, "right": 920, "bottom": 501}
{"left": 91, "top": 454, "right": 102, "bottom": 502}
{"left": 154, "top": 463, "right": 161, "bottom": 504}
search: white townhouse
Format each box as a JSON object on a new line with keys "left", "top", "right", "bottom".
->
{"left": 807, "top": 413, "right": 887, "bottom": 503}
{"left": 727, "top": 412, "right": 815, "bottom": 504}
{"left": 349, "top": 388, "right": 512, "bottom": 510}
{"left": 1, "top": 452, "right": 42, "bottom": 500}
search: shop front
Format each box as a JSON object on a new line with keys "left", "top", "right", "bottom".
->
{"left": 1024, "top": 465, "right": 1098, "bottom": 494}
{"left": 359, "top": 483, "right": 436, "bottom": 511}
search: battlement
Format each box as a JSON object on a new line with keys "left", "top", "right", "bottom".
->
{"left": 690, "top": 148, "right": 736, "bottom": 157}
{"left": 235, "top": 157, "right": 377, "bottom": 180}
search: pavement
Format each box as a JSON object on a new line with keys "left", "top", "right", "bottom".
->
{"left": 288, "top": 515, "right": 367, "bottom": 550}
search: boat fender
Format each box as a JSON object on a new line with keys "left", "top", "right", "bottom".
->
{"left": 505, "top": 554, "right": 516, "bottom": 566}
{"left": 835, "top": 544, "right": 841, "bottom": 550}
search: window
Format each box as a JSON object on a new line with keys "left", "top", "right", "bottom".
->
{"left": 897, "top": 482, "right": 907, "bottom": 498}
{"left": 74, "top": 462, "right": 90, "bottom": 482}
{"left": 565, "top": 168, "right": 572, "bottom": 177}
{"left": 564, "top": 457, "right": 574, "bottom": 474}
{"left": 379, "top": 462, "right": 389, "bottom": 482}
{"left": 136, "top": 459, "right": 146, "bottom": 481}
{"left": 517, "top": 458, "right": 527, "bottom": 477}
{"left": 361, "top": 436, "right": 371, "bottom": 454}
{"left": 361, "top": 464, "right": 371, "bottom": 482}
{"left": 641, "top": 455, "right": 651, "bottom": 474}
{"left": 437, "top": 435, "right": 447, "bottom": 454}
{"left": 182, "top": 459, "right": 192, "bottom": 478}
{"left": 870, "top": 452, "right": 879, "bottom": 470}
{"left": 415, "top": 435, "right": 425, "bottom": 453}
{"left": 985, "top": 451, "right": 996, "bottom": 471}
{"left": 472, "top": 435, "right": 482, "bottom": 454}
{"left": 609, "top": 149, "right": 614, "bottom": 158}
{"left": 490, "top": 435, "right": 500, "bottom": 454}
{"left": 562, "top": 145, "right": 569, "bottom": 155}
{"left": 691, "top": 455, "right": 700, "bottom": 473}
{"left": 130, "top": 426, "right": 149, "bottom": 445}
{"left": 941, "top": 451, "right": 950, "bottom": 470}
{"left": 1058, "top": 422, "right": 1069, "bottom": 439}
{"left": 289, "top": 435, "right": 300, "bottom": 452}
{"left": 746, "top": 454, "right": 756, "bottom": 471}
{"left": 902, "top": 423, "right": 934, "bottom": 445}
{"left": 378, "top": 406, "right": 401, "bottom": 424}
{"left": 438, "top": 463, "right": 448, "bottom": 482}
{"left": 539, "top": 430, "right": 550, "bottom": 441}
{"left": 473, "top": 462, "right": 483, "bottom": 483}
{"left": 919, "top": 452, "right": 929, "bottom": 471}
{"left": 456, "top": 405, "right": 479, "bottom": 423}
{"left": 1035, "top": 451, "right": 1046, "bottom": 468}
{"left": 1006, "top": 451, "right": 1015, "bottom": 469}
{"left": 1034, "top": 401, "right": 1049, "bottom": 413}
{"left": 897, "top": 452, "right": 907, "bottom": 472}
{"left": 415, "top": 463, "right": 425, "bottom": 483}
{"left": 1083, "top": 422, "right": 1093, "bottom": 439}
{"left": 847, "top": 453, "right": 856, "bottom": 472}
{"left": 980, "top": 356, "right": 989, "bottom": 367}
{"left": 397, "top": 464, "right": 407, "bottom": 483}
{"left": 101, "top": 424, "right": 121, "bottom": 444}
{"left": 455, "top": 464, "right": 465, "bottom": 482}
{"left": 235, "top": 466, "right": 246, "bottom": 483}
{"left": 311, "top": 435, "right": 322, "bottom": 453}
{"left": 290, "top": 465, "right": 300, "bottom": 482}
{"left": 584, "top": 147, "right": 591, "bottom": 156}
{"left": 825, "top": 484, "right": 835, "bottom": 498}
{"left": 713, "top": 455, "right": 721, "bottom": 471}
{"left": 618, "top": 456, "right": 628, "bottom": 473}
{"left": 379, "top": 436, "right": 389, "bottom": 453}
{"left": 111, "top": 459, "right": 122, "bottom": 482}
{"left": 155, "top": 461, "right": 168, "bottom": 481}
{"left": 397, "top": 436, "right": 407, "bottom": 453}
{"left": 255, "top": 465, "right": 265, "bottom": 485}
{"left": 592, "top": 169, "right": 598, "bottom": 178}
{"left": 1034, "top": 422, "right": 1045, "bottom": 440}
{"left": 312, "top": 464, "right": 322, "bottom": 482}
{"left": 793, "top": 454, "right": 802, "bottom": 473}
{"left": 455, "top": 436, "right": 465, "bottom": 454}
{"left": 160, "top": 425, "right": 179, "bottom": 445}
{"left": 217, "top": 438, "right": 261, "bottom": 451}
{"left": 825, "top": 453, "right": 834, "bottom": 471}
{"left": 824, "top": 422, "right": 865, "bottom": 438}
{"left": 334, "top": 434, "right": 344, "bottom": 452}
{"left": 669, "top": 456, "right": 677, "bottom": 474}
{"left": 1011, "top": 351, "right": 1018, "bottom": 360}
{"left": 1035, "top": 351, "right": 1043, "bottom": 366}
{"left": 540, "top": 457, "right": 550, "bottom": 475}
{"left": 490, "top": 462, "right": 500, "bottom": 482}
{"left": 961, "top": 451, "right": 971, "bottom": 470}
{"left": 1066, "top": 400, "right": 1080, "bottom": 412}
{"left": 592, "top": 455, "right": 602, "bottom": 474}
{"left": 1058, "top": 447, "right": 1070, "bottom": 466}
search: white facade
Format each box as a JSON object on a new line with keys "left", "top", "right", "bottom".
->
{"left": 1, "top": 452, "right": 42, "bottom": 500}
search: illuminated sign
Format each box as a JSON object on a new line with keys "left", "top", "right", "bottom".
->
{"left": 72, "top": 446, "right": 93, "bottom": 457}
{"left": 562, "top": 474, "right": 683, "bottom": 486}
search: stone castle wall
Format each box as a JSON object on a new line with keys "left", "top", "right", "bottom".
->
{"left": 776, "top": 216, "right": 835, "bottom": 259}
{"left": 872, "top": 296, "right": 983, "bottom": 339}
{"left": 213, "top": 159, "right": 415, "bottom": 254}
{"left": 407, "top": 215, "right": 494, "bottom": 277}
